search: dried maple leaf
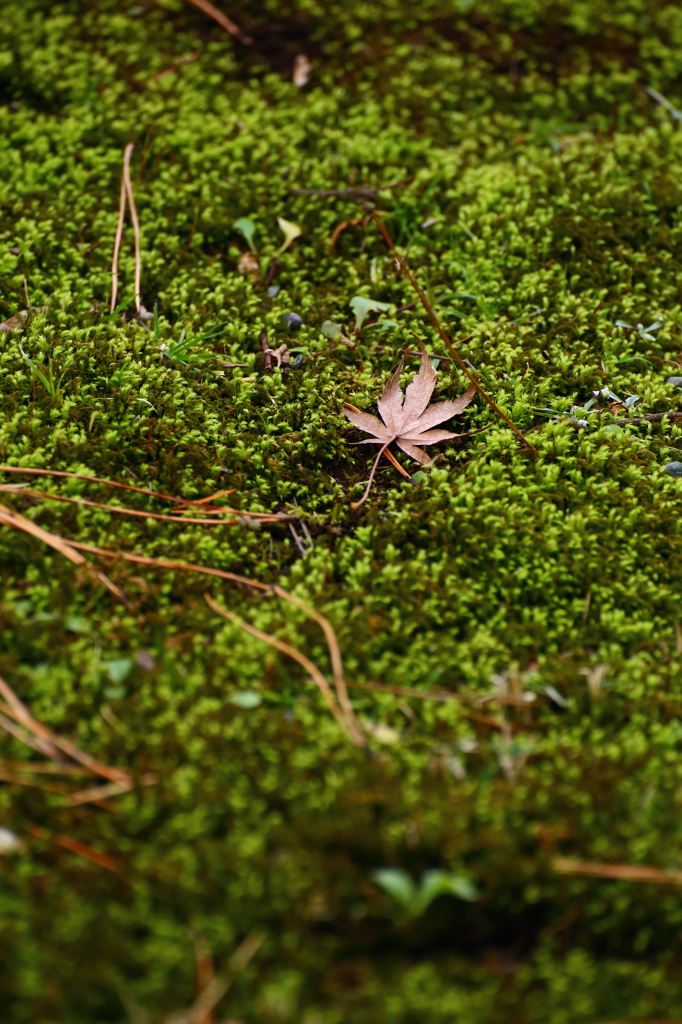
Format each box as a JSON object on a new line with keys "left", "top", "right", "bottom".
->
{"left": 344, "top": 339, "right": 475, "bottom": 507}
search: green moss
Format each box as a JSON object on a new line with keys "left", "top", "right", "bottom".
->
{"left": 5, "top": 1, "right": 682, "bottom": 1020}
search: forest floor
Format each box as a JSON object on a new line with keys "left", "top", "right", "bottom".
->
{"left": 4, "top": 1, "right": 682, "bottom": 1021}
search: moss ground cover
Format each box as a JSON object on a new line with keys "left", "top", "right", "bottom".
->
{"left": 6, "top": 0, "right": 682, "bottom": 1020}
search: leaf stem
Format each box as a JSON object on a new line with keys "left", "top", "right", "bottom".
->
{"left": 351, "top": 440, "right": 393, "bottom": 509}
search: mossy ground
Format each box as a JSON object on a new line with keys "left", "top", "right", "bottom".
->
{"left": 4, "top": 1, "right": 682, "bottom": 1020}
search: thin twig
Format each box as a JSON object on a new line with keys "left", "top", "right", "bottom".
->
{"left": 182, "top": 0, "right": 251, "bottom": 44}
{"left": 349, "top": 680, "right": 468, "bottom": 703}
{"left": 0, "top": 699, "right": 130, "bottom": 783}
{"left": 383, "top": 447, "right": 412, "bottom": 479}
{"left": 0, "top": 711, "right": 63, "bottom": 759}
{"left": 122, "top": 142, "right": 142, "bottom": 314}
{"left": 348, "top": 679, "right": 541, "bottom": 706}
{"left": 0, "top": 769, "right": 73, "bottom": 795}
{"left": 351, "top": 440, "right": 391, "bottom": 509}
{"left": 0, "top": 760, "right": 94, "bottom": 775}
{"left": 66, "top": 772, "right": 158, "bottom": 806}
{"left": 370, "top": 210, "right": 537, "bottom": 454}
{"left": 110, "top": 157, "right": 127, "bottom": 313}
{"left": 298, "top": 518, "right": 314, "bottom": 549}
{"left": 265, "top": 259, "right": 279, "bottom": 287}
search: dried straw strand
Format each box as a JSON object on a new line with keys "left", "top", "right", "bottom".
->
{"left": 122, "top": 142, "right": 142, "bottom": 314}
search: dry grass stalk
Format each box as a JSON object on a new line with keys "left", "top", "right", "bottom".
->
{"left": 0, "top": 465, "right": 291, "bottom": 520}
{"left": 0, "top": 710, "right": 62, "bottom": 757}
{"left": 65, "top": 772, "right": 157, "bottom": 807}
{"left": 0, "top": 674, "right": 65, "bottom": 760}
{"left": 0, "top": 500, "right": 124, "bottom": 600}
{"left": 0, "top": 704, "right": 128, "bottom": 784}
{"left": 191, "top": 931, "right": 216, "bottom": 1024}
{"left": 0, "top": 673, "right": 130, "bottom": 784}
{"left": 370, "top": 210, "right": 537, "bottom": 455}
{"left": 271, "top": 585, "right": 364, "bottom": 745}
{"left": 348, "top": 679, "right": 535, "bottom": 707}
{"left": 0, "top": 485, "right": 240, "bottom": 525}
{"left": 153, "top": 51, "right": 200, "bottom": 81}
{"left": 182, "top": 0, "right": 252, "bottom": 44}
{"left": 122, "top": 142, "right": 142, "bottom": 314}
{"left": 163, "top": 931, "right": 264, "bottom": 1024}
{"left": 0, "top": 674, "right": 158, "bottom": 810}
{"left": 0, "top": 760, "right": 93, "bottom": 775}
{"left": 29, "top": 824, "right": 121, "bottom": 872}
{"left": 204, "top": 593, "right": 365, "bottom": 747}
{"left": 553, "top": 856, "right": 682, "bottom": 885}
{"left": 71, "top": 540, "right": 271, "bottom": 591}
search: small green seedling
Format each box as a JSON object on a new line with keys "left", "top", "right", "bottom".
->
{"left": 615, "top": 317, "right": 663, "bottom": 342}
{"left": 20, "top": 347, "right": 65, "bottom": 404}
{"left": 234, "top": 217, "right": 258, "bottom": 252}
{"left": 349, "top": 296, "right": 392, "bottom": 332}
{"left": 277, "top": 216, "right": 302, "bottom": 252}
{"left": 160, "top": 323, "right": 229, "bottom": 364}
{"left": 372, "top": 868, "right": 478, "bottom": 917}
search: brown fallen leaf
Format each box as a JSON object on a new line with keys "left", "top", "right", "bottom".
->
{"left": 344, "top": 339, "right": 475, "bottom": 507}
{"left": 0, "top": 306, "right": 47, "bottom": 331}
{"left": 0, "top": 309, "right": 29, "bottom": 332}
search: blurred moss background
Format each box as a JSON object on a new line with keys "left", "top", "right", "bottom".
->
{"left": 4, "top": 1, "right": 682, "bottom": 1020}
